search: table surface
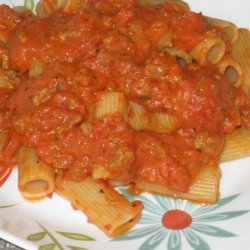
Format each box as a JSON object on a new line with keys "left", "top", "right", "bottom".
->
{"left": 0, "top": 239, "right": 24, "bottom": 250}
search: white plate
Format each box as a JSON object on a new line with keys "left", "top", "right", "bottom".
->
{"left": 0, "top": 1, "right": 250, "bottom": 249}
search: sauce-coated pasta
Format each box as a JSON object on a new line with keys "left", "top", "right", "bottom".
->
{"left": 0, "top": 0, "right": 249, "bottom": 236}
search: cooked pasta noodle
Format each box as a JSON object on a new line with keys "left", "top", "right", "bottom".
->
{"left": 191, "top": 37, "right": 226, "bottom": 65}
{"left": 128, "top": 102, "right": 180, "bottom": 133}
{"left": 0, "top": 0, "right": 249, "bottom": 238}
{"left": 218, "top": 56, "right": 244, "bottom": 88}
{"left": 55, "top": 177, "right": 143, "bottom": 237}
{"left": 221, "top": 128, "right": 250, "bottom": 162}
{"left": 231, "top": 29, "right": 250, "bottom": 95}
{"left": 36, "top": 0, "right": 67, "bottom": 17}
{"left": 94, "top": 92, "right": 128, "bottom": 120}
{"left": 161, "top": 47, "right": 192, "bottom": 66}
{"left": 18, "top": 146, "right": 55, "bottom": 200}
{"left": 29, "top": 59, "right": 44, "bottom": 78}
{"left": 137, "top": 163, "right": 220, "bottom": 204}
{"left": 206, "top": 17, "right": 239, "bottom": 44}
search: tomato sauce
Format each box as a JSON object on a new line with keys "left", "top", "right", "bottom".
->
{"left": 0, "top": 5, "right": 33, "bottom": 43}
{"left": 0, "top": 0, "right": 249, "bottom": 193}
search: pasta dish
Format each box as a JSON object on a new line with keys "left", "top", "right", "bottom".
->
{"left": 0, "top": 0, "right": 249, "bottom": 237}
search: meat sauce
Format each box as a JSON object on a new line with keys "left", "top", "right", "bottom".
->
{"left": 0, "top": 0, "right": 249, "bottom": 193}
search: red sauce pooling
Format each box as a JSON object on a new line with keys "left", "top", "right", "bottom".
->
{"left": 0, "top": 0, "right": 249, "bottom": 193}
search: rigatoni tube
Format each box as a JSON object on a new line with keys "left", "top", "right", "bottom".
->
{"left": 221, "top": 128, "right": 250, "bottom": 162}
{"left": 218, "top": 56, "right": 244, "bottom": 88}
{"left": 231, "top": 29, "right": 250, "bottom": 95}
{"left": 206, "top": 17, "right": 239, "bottom": 44}
{"left": 29, "top": 59, "right": 44, "bottom": 78}
{"left": 136, "top": 163, "right": 220, "bottom": 204}
{"left": 191, "top": 37, "right": 226, "bottom": 65}
{"left": 18, "top": 146, "right": 55, "bottom": 200}
{"left": 94, "top": 92, "right": 128, "bottom": 121}
{"left": 128, "top": 102, "right": 180, "bottom": 133}
{"left": 55, "top": 177, "right": 143, "bottom": 237}
{"left": 161, "top": 47, "right": 192, "bottom": 66}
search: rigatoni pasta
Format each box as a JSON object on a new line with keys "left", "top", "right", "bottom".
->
{"left": 35, "top": 0, "right": 67, "bottom": 17}
{"left": 136, "top": 163, "right": 220, "bottom": 204}
{"left": 231, "top": 29, "right": 250, "bottom": 95}
{"left": 94, "top": 92, "right": 128, "bottom": 120}
{"left": 128, "top": 102, "right": 150, "bottom": 131}
{"left": 0, "top": 0, "right": 249, "bottom": 238}
{"left": 18, "top": 146, "right": 55, "bottom": 200}
{"left": 150, "top": 112, "right": 181, "bottom": 133}
{"left": 161, "top": 47, "right": 192, "bottom": 66}
{"left": 29, "top": 59, "right": 44, "bottom": 78}
{"left": 191, "top": 37, "right": 226, "bottom": 65}
{"left": 218, "top": 55, "right": 244, "bottom": 88}
{"left": 55, "top": 177, "right": 143, "bottom": 237}
{"left": 0, "top": 68, "right": 15, "bottom": 89}
{"left": 206, "top": 17, "right": 239, "bottom": 44}
{"left": 221, "top": 129, "right": 250, "bottom": 162}
{"left": 128, "top": 102, "right": 180, "bottom": 133}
